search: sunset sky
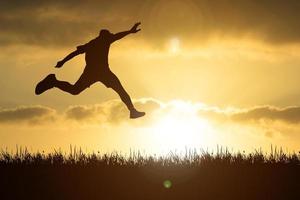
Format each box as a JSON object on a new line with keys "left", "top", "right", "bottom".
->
{"left": 1, "top": 0, "right": 300, "bottom": 154}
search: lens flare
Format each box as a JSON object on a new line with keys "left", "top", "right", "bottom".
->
{"left": 163, "top": 180, "right": 172, "bottom": 189}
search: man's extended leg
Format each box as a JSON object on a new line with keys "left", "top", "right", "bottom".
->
{"left": 106, "top": 73, "right": 145, "bottom": 119}
{"left": 35, "top": 70, "right": 94, "bottom": 95}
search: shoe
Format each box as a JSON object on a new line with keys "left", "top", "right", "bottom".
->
{"left": 35, "top": 74, "right": 56, "bottom": 95}
{"left": 130, "top": 110, "right": 146, "bottom": 119}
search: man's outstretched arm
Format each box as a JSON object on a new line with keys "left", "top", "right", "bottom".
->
{"left": 55, "top": 47, "right": 84, "bottom": 68}
{"left": 112, "top": 22, "right": 141, "bottom": 42}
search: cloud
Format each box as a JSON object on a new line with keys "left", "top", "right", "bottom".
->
{"left": 1, "top": 100, "right": 300, "bottom": 130}
{"left": 196, "top": 105, "right": 300, "bottom": 138}
{"left": 65, "top": 104, "right": 105, "bottom": 121}
{"left": 0, "top": 105, "right": 56, "bottom": 124}
{"left": 0, "top": 0, "right": 300, "bottom": 47}
{"left": 0, "top": 99, "right": 161, "bottom": 126}
{"left": 231, "top": 106, "right": 300, "bottom": 124}
{"left": 198, "top": 106, "right": 230, "bottom": 122}
{"left": 197, "top": 104, "right": 300, "bottom": 126}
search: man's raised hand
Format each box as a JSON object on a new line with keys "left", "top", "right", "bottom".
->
{"left": 55, "top": 61, "right": 64, "bottom": 68}
{"left": 130, "top": 22, "right": 141, "bottom": 33}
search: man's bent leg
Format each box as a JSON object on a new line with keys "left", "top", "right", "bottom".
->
{"left": 55, "top": 72, "right": 94, "bottom": 95}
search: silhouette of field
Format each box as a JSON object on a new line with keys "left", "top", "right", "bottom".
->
{"left": 1, "top": 147, "right": 299, "bottom": 200}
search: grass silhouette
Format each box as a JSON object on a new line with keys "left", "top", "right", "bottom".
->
{"left": 1, "top": 146, "right": 299, "bottom": 200}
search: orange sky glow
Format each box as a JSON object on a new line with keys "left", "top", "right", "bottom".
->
{"left": 1, "top": 0, "right": 300, "bottom": 154}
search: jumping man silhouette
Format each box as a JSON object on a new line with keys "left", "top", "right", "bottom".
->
{"left": 35, "top": 22, "right": 145, "bottom": 119}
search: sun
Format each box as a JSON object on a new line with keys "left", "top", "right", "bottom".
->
{"left": 168, "top": 37, "right": 181, "bottom": 54}
{"left": 147, "top": 101, "right": 213, "bottom": 154}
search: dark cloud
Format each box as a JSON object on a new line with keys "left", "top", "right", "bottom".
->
{"left": 0, "top": 105, "right": 56, "bottom": 124}
{"left": 0, "top": 0, "right": 143, "bottom": 46}
{"left": 0, "top": 0, "right": 299, "bottom": 47}
{"left": 231, "top": 106, "right": 300, "bottom": 124}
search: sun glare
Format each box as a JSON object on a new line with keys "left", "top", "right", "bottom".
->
{"left": 147, "top": 101, "right": 213, "bottom": 154}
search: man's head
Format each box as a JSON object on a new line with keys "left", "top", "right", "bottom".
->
{"left": 99, "top": 29, "right": 111, "bottom": 38}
